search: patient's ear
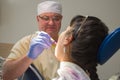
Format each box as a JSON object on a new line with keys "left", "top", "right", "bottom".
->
{"left": 63, "top": 34, "right": 73, "bottom": 46}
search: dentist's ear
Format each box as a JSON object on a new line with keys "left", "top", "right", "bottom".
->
{"left": 63, "top": 34, "right": 73, "bottom": 46}
{"left": 36, "top": 16, "right": 40, "bottom": 21}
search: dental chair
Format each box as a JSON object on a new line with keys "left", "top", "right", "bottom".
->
{"left": 18, "top": 64, "right": 44, "bottom": 80}
{"left": 97, "top": 27, "right": 120, "bottom": 65}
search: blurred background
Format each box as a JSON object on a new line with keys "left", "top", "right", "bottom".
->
{"left": 0, "top": 0, "right": 120, "bottom": 79}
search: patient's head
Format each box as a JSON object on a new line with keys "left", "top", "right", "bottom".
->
{"left": 55, "top": 15, "right": 109, "bottom": 80}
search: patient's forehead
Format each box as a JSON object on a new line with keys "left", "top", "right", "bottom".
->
{"left": 66, "top": 26, "right": 74, "bottom": 31}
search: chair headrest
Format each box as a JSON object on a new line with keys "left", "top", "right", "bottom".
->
{"left": 97, "top": 27, "right": 120, "bottom": 65}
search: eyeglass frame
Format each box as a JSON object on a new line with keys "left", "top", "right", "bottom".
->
{"left": 38, "top": 15, "right": 62, "bottom": 22}
{"left": 73, "top": 15, "right": 88, "bottom": 39}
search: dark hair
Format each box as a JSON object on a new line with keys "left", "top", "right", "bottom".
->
{"left": 70, "top": 15, "right": 109, "bottom": 80}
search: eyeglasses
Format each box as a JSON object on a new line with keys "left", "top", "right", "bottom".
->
{"left": 74, "top": 15, "right": 88, "bottom": 38}
{"left": 39, "top": 15, "right": 62, "bottom": 22}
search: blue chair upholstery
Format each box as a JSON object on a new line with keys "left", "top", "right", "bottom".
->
{"left": 97, "top": 27, "right": 120, "bottom": 65}
{"left": 18, "top": 64, "right": 44, "bottom": 80}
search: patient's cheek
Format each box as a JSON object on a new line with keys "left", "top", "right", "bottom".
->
{"left": 55, "top": 45, "right": 58, "bottom": 57}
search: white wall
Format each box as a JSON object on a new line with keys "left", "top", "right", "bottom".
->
{"left": 0, "top": 0, "right": 120, "bottom": 79}
{"left": 0, "top": 0, "right": 1, "bottom": 26}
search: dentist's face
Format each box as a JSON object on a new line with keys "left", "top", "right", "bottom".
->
{"left": 37, "top": 13, "right": 62, "bottom": 41}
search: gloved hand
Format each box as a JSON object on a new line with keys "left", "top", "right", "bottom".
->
{"left": 27, "top": 31, "right": 55, "bottom": 59}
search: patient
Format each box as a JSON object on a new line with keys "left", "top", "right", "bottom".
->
{"left": 53, "top": 15, "right": 109, "bottom": 80}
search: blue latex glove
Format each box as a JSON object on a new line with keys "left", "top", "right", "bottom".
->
{"left": 27, "top": 31, "right": 55, "bottom": 59}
